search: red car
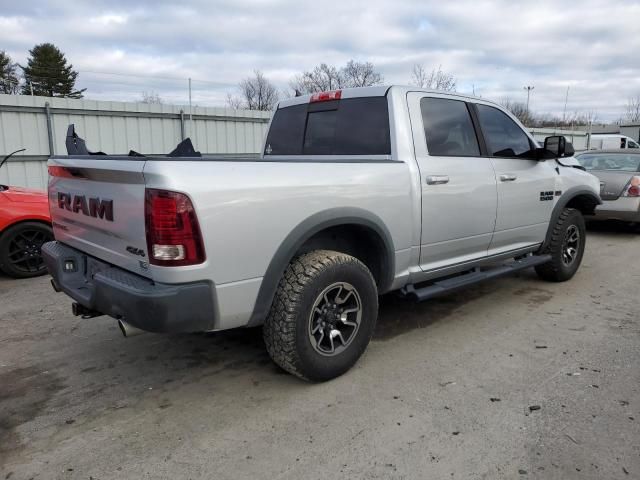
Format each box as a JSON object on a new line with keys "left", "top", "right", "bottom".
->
{"left": 0, "top": 150, "right": 52, "bottom": 278}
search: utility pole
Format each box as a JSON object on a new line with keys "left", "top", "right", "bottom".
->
{"left": 562, "top": 86, "right": 570, "bottom": 124}
{"left": 524, "top": 85, "right": 534, "bottom": 118}
{"left": 587, "top": 112, "right": 594, "bottom": 150}
{"left": 188, "top": 78, "right": 193, "bottom": 139}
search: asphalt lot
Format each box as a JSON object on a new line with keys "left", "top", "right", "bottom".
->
{"left": 1, "top": 223, "right": 638, "bottom": 480}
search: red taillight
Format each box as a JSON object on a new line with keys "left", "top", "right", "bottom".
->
{"left": 144, "top": 189, "right": 205, "bottom": 266}
{"left": 622, "top": 176, "right": 640, "bottom": 197}
{"left": 310, "top": 90, "right": 342, "bottom": 103}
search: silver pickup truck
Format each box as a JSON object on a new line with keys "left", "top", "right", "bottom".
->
{"left": 42, "top": 86, "right": 601, "bottom": 381}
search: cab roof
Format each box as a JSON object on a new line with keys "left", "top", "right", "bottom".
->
{"left": 277, "top": 85, "right": 497, "bottom": 109}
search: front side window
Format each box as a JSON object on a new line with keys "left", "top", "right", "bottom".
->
{"left": 628, "top": 140, "right": 639, "bottom": 149}
{"left": 420, "top": 97, "right": 480, "bottom": 156}
{"left": 476, "top": 104, "right": 534, "bottom": 158}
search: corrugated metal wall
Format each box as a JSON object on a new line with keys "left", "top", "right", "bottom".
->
{"left": 620, "top": 125, "right": 640, "bottom": 142}
{"left": 529, "top": 127, "right": 589, "bottom": 151}
{"left": 0, "top": 94, "right": 270, "bottom": 189}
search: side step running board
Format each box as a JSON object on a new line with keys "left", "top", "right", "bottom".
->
{"left": 400, "top": 254, "right": 552, "bottom": 302}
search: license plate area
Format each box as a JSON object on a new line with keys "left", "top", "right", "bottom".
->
{"left": 86, "top": 256, "right": 110, "bottom": 281}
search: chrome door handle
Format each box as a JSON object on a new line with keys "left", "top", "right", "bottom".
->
{"left": 499, "top": 174, "right": 517, "bottom": 182}
{"left": 426, "top": 175, "right": 450, "bottom": 185}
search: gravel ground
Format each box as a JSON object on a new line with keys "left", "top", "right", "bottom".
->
{"left": 1, "top": 223, "right": 638, "bottom": 480}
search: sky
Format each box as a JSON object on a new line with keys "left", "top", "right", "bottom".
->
{"left": 1, "top": 0, "right": 639, "bottom": 121}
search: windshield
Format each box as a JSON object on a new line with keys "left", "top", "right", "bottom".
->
{"left": 575, "top": 153, "right": 640, "bottom": 172}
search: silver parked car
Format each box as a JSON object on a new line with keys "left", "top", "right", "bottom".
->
{"left": 575, "top": 150, "right": 640, "bottom": 224}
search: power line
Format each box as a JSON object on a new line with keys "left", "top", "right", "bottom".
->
{"left": 14, "top": 63, "right": 234, "bottom": 87}
{"left": 80, "top": 69, "right": 233, "bottom": 87}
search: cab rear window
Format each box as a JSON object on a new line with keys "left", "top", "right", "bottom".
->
{"left": 264, "top": 97, "right": 391, "bottom": 156}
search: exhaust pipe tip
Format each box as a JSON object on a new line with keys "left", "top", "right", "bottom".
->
{"left": 118, "top": 319, "right": 146, "bottom": 338}
{"left": 71, "top": 302, "right": 102, "bottom": 318}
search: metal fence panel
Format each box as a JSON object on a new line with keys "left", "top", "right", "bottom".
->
{"left": 529, "top": 127, "right": 589, "bottom": 151}
{"left": 0, "top": 94, "right": 270, "bottom": 189}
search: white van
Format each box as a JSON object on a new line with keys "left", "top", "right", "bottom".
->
{"left": 589, "top": 134, "right": 640, "bottom": 150}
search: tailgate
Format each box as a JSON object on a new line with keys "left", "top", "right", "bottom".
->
{"left": 48, "top": 157, "right": 152, "bottom": 278}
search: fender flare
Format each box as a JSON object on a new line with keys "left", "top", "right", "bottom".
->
{"left": 247, "top": 207, "right": 395, "bottom": 327}
{"left": 541, "top": 187, "right": 601, "bottom": 251}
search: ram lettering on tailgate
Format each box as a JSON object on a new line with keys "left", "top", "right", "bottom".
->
{"left": 57, "top": 192, "right": 114, "bottom": 221}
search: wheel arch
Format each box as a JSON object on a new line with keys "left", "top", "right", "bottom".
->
{"left": 540, "top": 187, "right": 601, "bottom": 251}
{"left": 247, "top": 207, "right": 395, "bottom": 327}
{"left": 0, "top": 217, "right": 52, "bottom": 237}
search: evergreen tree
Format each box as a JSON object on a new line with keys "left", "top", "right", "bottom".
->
{"left": 21, "top": 43, "right": 85, "bottom": 98}
{"left": 0, "top": 51, "right": 20, "bottom": 94}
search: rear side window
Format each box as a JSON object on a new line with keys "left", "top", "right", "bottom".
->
{"left": 264, "top": 97, "right": 391, "bottom": 156}
{"left": 420, "top": 98, "right": 480, "bottom": 156}
{"left": 263, "top": 104, "right": 307, "bottom": 155}
{"left": 476, "top": 104, "right": 533, "bottom": 158}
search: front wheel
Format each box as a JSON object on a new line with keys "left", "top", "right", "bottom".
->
{"left": 263, "top": 250, "right": 378, "bottom": 382}
{"left": 0, "top": 222, "right": 53, "bottom": 278}
{"left": 535, "top": 208, "right": 586, "bottom": 282}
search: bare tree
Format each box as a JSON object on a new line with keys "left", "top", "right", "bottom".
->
{"left": 291, "top": 63, "right": 344, "bottom": 94}
{"left": 232, "top": 70, "right": 279, "bottom": 111}
{"left": 226, "top": 93, "right": 244, "bottom": 110}
{"left": 0, "top": 51, "right": 20, "bottom": 94}
{"left": 140, "top": 90, "right": 162, "bottom": 104}
{"left": 500, "top": 97, "right": 532, "bottom": 125}
{"left": 626, "top": 94, "right": 640, "bottom": 123}
{"left": 411, "top": 64, "right": 456, "bottom": 92}
{"left": 290, "top": 60, "right": 383, "bottom": 94}
{"left": 341, "top": 60, "right": 383, "bottom": 88}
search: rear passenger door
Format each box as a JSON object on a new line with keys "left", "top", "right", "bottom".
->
{"left": 473, "top": 103, "right": 556, "bottom": 254}
{"left": 408, "top": 93, "right": 498, "bottom": 272}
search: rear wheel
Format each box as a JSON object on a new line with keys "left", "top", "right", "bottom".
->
{"left": 0, "top": 222, "right": 53, "bottom": 278}
{"left": 535, "top": 208, "right": 585, "bottom": 282}
{"left": 263, "top": 250, "right": 378, "bottom": 381}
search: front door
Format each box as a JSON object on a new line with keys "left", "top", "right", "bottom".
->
{"left": 473, "top": 103, "right": 556, "bottom": 255}
{"left": 408, "top": 93, "right": 498, "bottom": 272}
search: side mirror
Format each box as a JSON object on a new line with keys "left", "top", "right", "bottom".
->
{"left": 544, "top": 135, "right": 576, "bottom": 158}
{"left": 543, "top": 135, "right": 574, "bottom": 158}
{"left": 544, "top": 135, "right": 565, "bottom": 157}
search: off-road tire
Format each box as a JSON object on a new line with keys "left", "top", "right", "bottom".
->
{"left": 263, "top": 250, "right": 378, "bottom": 382}
{"left": 0, "top": 222, "right": 53, "bottom": 279}
{"left": 535, "top": 208, "right": 585, "bottom": 282}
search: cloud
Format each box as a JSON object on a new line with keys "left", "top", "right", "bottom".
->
{"left": 1, "top": 0, "right": 638, "bottom": 120}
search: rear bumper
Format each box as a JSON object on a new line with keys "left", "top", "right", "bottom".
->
{"left": 590, "top": 197, "right": 640, "bottom": 222}
{"left": 42, "top": 241, "right": 216, "bottom": 333}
